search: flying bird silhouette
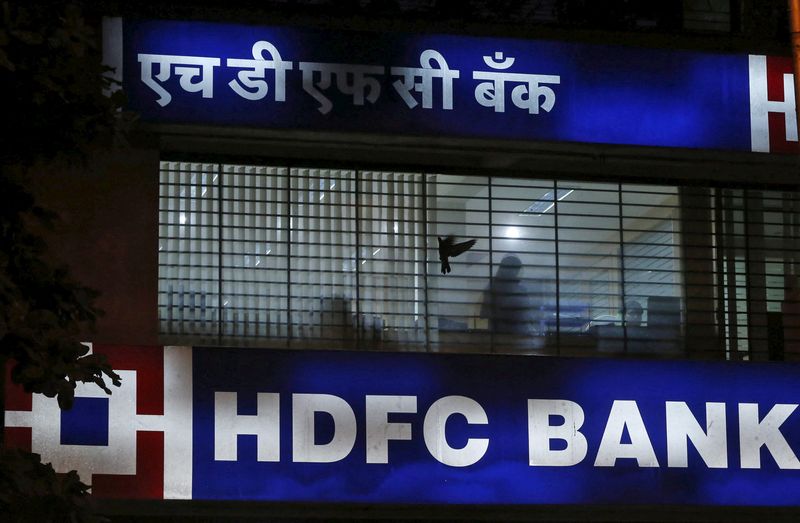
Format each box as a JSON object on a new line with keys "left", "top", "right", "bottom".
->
{"left": 438, "top": 236, "right": 476, "bottom": 274}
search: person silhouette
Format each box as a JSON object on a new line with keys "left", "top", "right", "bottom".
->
{"left": 480, "top": 255, "right": 543, "bottom": 350}
{"left": 623, "top": 300, "right": 643, "bottom": 327}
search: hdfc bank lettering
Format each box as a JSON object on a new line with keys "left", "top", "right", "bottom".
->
{"left": 213, "top": 393, "right": 800, "bottom": 470}
{"left": 8, "top": 347, "right": 800, "bottom": 503}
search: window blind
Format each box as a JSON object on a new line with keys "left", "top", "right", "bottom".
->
{"left": 158, "top": 161, "right": 800, "bottom": 360}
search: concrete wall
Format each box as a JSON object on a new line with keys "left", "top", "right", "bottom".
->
{"left": 27, "top": 147, "right": 160, "bottom": 346}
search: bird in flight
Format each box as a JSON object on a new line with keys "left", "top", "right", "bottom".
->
{"left": 438, "top": 236, "right": 476, "bottom": 274}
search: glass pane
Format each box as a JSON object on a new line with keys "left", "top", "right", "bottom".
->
{"left": 158, "top": 161, "right": 220, "bottom": 345}
{"left": 288, "top": 168, "right": 357, "bottom": 348}
{"left": 221, "top": 164, "right": 289, "bottom": 345}
{"left": 482, "top": 178, "right": 555, "bottom": 353}
{"left": 428, "top": 174, "right": 491, "bottom": 353}
{"left": 557, "top": 181, "right": 620, "bottom": 354}
{"left": 359, "top": 171, "right": 426, "bottom": 350}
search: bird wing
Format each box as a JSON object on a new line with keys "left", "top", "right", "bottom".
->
{"left": 449, "top": 238, "right": 476, "bottom": 257}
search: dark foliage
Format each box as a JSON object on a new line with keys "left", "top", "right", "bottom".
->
{"left": 0, "top": 449, "right": 105, "bottom": 523}
{"left": 0, "top": 175, "right": 121, "bottom": 410}
{"left": 1, "top": 2, "right": 126, "bottom": 521}
{"left": 0, "top": 0, "right": 123, "bottom": 413}
{"left": 0, "top": 1, "right": 128, "bottom": 166}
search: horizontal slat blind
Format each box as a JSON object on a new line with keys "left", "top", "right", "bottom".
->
{"left": 158, "top": 161, "right": 800, "bottom": 360}
{"left": 159, "top": 162, "right": 219, "bottom": 345}
{"left": 220, "top": 164, "right": 288, "bottom": 345}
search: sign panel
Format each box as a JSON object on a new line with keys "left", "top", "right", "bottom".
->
{"left": 116, "top": 19, "right": 799, "bottom": 153}
{"left": 6, "top": 345, "right": 800, "bottom": 505}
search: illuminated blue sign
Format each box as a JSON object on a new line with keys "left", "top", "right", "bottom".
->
{"left": 6, "top": 345, "right": 800, "bottom": 504}
{"left": 117, "top": 19, "right": 799, "bottom": 153}
{"left": 192, "top": 348, "right": 800, "bottom": 506}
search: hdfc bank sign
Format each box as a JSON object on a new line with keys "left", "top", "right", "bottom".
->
{"left": 116, "top": 18, "right": 799, "bottom": 154}
{"left": 5, "top": 346, "right": 800, "bottom": 505}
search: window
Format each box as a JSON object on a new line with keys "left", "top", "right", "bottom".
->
{"left": 715, "top": 188, "right": 800, "bottom": 361}
{"left": 165, "top": 161, "right": 800, "bottom": 359}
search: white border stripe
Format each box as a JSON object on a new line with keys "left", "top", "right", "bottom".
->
{"left": 163, "top": 346, "right": 193, "bottom": 499}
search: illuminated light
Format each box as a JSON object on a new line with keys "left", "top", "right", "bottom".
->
{"left": 522, "top": 189, "right": 574, "bottom": 215}
{"left": 265, "top": 249, "right": 272, "bottom": 255}
{"left": 505, "top": 227, "right": 521, "bottom": 239}
{"left": 255, "top": 259, "right": 261, "bottom": 266}
{"left": 202, "top": 188, "right": 207, "bottom": 196}
{"left": 373, "top": 248, "right": 381, "bottom": 256}
{"left": 361, "top": 260, "right": 367, "bottom": 265}
{"left": 319, "top": 194, "right": 325, "bottom": 201}
{"left": 394, "top": 223, "right": 399, "bottom": 233}
{"left": 223, "top": 300, "right": 229, "bottom": 306}
{"left": 179, "top": 213, "right": 187, "bottom": 224}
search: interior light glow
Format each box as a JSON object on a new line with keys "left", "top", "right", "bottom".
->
{"left": 179, "top": 213, "right": 187, "bottom": 224}
{"left": 522, "top": 188, "right": 574, "bottom": 215}
{"left": 373, "top": 248, "right": 381, "bottom": 256}
{"left": 505, "top": 226, "right": 521, "bottom": 239}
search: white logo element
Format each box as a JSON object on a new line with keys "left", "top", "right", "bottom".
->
{"left": 4, "top": 346, "right": 194, "bottom": 499}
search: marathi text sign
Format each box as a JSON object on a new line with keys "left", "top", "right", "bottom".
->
{"left": 5, "top": 345, "right": 800, "bottom": 505}
{"left": 118, "top": 19, "right": 799, "bottom": 153}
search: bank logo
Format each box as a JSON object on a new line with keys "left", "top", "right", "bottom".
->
{"left": 3, "top": 345, "right": 192, "bottom": 499}
{"left": 749, "top": 54, "right": 800, "bottom": 153}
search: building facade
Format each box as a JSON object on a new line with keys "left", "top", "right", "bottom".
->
{"left": 5, "top": 2, "right": 800, "bottom": 520}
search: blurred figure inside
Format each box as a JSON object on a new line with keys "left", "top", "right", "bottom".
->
{"left": 481, "top": 255, "right": 543, "bottom": 351}
{"left": 623, "top": 300, "right": 644, "bottom": 328}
